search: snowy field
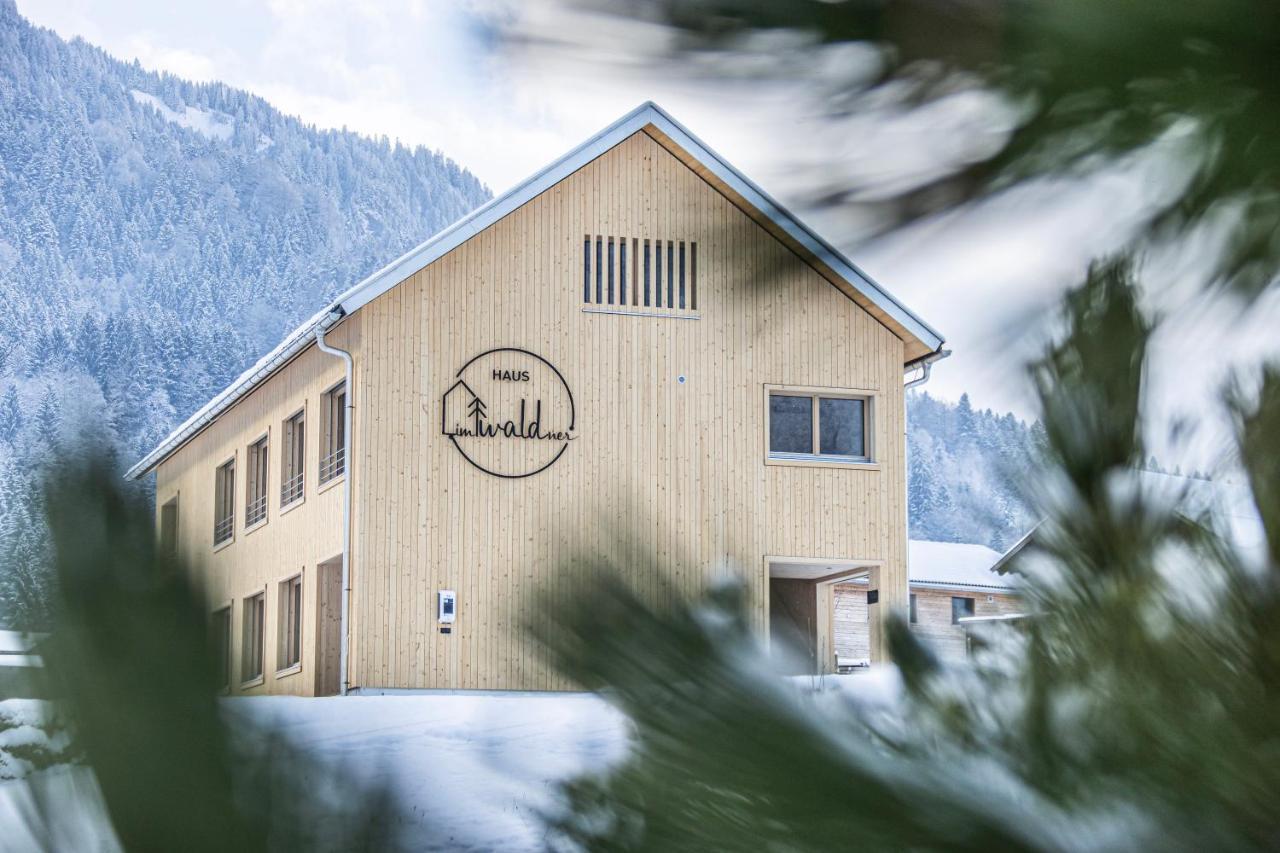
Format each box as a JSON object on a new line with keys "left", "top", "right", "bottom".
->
{"left": 0, "top": 673, "right": 900, "bottom": 851}
{"left": 0, "top": 692, "right": 629, "bottom": 851}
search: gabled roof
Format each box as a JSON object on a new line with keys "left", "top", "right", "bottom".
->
{"left": 908, "top": 540, "right": 1013, "bottom": 592}
{"left": 126, "top": 101, "right": 944, "bottom": 480}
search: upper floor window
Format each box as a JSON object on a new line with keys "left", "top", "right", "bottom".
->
{"left": 951, "top": 596, "right": 975, "bottom": 624}
{"left": 583, "top": 234, "right": 698, "bottom": 314}
{"left": 767, "top": 388, "right": 872, "bottom": 463}
{"left": 281, "top": 410, "right": 305, "bottom": 507}
{"left": 245, "top": 435, "right": 268, "bottom": 528}
{"left": 320, "top": 382, "right": 346, "bottom": 484}
{"left": 213, "top": 459, "right": 235, "bottom": 545}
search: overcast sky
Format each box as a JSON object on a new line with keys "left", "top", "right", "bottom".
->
{"left": 20, "top": 0, "right": 1278, "bottom": 470}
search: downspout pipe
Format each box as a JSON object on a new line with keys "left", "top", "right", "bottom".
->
{"left": 316, "top": 313, "right": 354, "bottom": 696}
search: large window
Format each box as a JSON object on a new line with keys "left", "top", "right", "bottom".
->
{"left": 213, "top": 459, "right": 235, "bottom": 545}
{"left": 245, "top": 435, "right": 268, "bottom": 528}
{"left": 281, "top": 410, "right": 305, "bottom": 507}
{"left": 212, "top": 606, "right": 231, "bottom": 690}
{"left": 767, "top": 389, "right": 871, "bottom": 462}
{"left": 951, "top": 596, "right": 975, "bottom": 625}
{"left": 320, "top": 382, "right": 346, "bottom": 484}
{"left": 241, "top": 591, "right": 265, "bottom": 683}
{"left": 277, "top": 574, "right": 302, "bottom": 672}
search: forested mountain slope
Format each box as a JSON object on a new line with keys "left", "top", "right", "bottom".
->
{"left": 0, "top": 0, "right": 489, "bottom": 625}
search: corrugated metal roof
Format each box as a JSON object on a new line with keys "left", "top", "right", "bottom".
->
{"left": 127, "top": 101, "right": 944, "bottom": 479}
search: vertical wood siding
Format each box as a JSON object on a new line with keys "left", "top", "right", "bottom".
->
{"left": 157, "top": 128, "right": 909, "bottom": 693}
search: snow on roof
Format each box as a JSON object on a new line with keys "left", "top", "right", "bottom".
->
{"left": 908, "top": 540, "right": 1011, "bottom": 591}
{"left": 126, "top": 101, "right": 944, "bottom": 480}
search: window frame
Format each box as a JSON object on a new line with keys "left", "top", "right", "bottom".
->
{"left": 319, "top": 381, "right": 346, "bottom": 486}
{"left": 241, "top": 589, "right": 266, "bottom": 686}
{"left": 212, "top": 455, "right": 236, "bottom": 549}
{"left": 211, "top": 604, "right": 232, "bottom": 692}
{"left": 280, "top": 407, "right": 306, "bottom": 509}
{"left": 951, "top": 596, "right": 976, "bottom": 625}
{"left": 763, "top": 385, "right": 877, "bottom": 468}
{"left": 245, "top": 432, "right": 270, "bottom": 531}
{"left": 276, "top": 572, "right": 303, "bottom": 676}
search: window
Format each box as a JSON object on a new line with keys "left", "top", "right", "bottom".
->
{"left": 212, "top": 606, "right": 231, "bottom": 690}
{"left": 278, "top": 574, "right": 302, "bottom": 671}
{"left": 909, "top": 593, "right": 918, "bottom": 624}
{"left": 583, "top": 234, "right": 697, "bottom": 313}
{"left": 241, "top": 591, "right": 265, "bottom": 683}
{"left": 160, "top": 497, "right": 179, "bottom": 559}
{"left": 213, "top": 459, "right": 235, "bottom": 545}
{"left": 951, "top": 596, "right": 975, "bottom": 624}
{"left": 245, "top": 436, "right": 268, "bottom": 527}
{"left": 320, "top": 383, "right": 346, "bottom": 483}
{"left": 281, "top": 410, "right": 305, "bottom": 506}
{"left": 767, "top": 390, "right": 871, "bottom": 462}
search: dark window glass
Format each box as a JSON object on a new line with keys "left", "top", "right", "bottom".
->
{"left": 607, "top": 238, "right": 615, "bottom": 304}
{"left": 583, "top": 237, "right": 590, "bottom": 303}
{"left": 595, "top": 237, "right": 602, "bottom": 304}
{"left": 769, "top": 395, "right": 812, "bottom": 454}
{"left": 909, "top": 594, "right": 918, "bottom": 624}
{"left": 951, "top": 596, "right": 975, "bottom": 624}
{"left": 819, "top": 397, "right": 866, "bottom": 457}
{"left": 619, "top": 239, "right": 627, "bottom": 305}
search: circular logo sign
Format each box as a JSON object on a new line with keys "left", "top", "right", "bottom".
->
{"left": 441, "top": 348, "right": 576, "bottom": 478}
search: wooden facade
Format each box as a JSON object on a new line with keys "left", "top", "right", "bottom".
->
{"left": 147, "top": 109, "right": 941, "bottom": 695}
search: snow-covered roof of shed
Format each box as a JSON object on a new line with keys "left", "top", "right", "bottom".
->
{"left": 908, "top": 540, "right": 1011, "bottom": 591}
{"left": 126, "top": 101, "right": 944, "bottom": 480}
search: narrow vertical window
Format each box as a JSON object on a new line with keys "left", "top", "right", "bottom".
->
{"left": 654, "top": 240, "right": 663, "bottom": 307}
{"left": 643, "top": 239, "right": 652, "bottom": 306}
{"left": 607, "top": 237, "right": 615, "bottom": 304}
{"left": 631, "top": 238, "right": 639, "bottom": 306}
{"left": 619, "top": 239, "right": 627, "bottom": 305}
{"left": 212, "top": 606, "right": 231, "bottom": 690}
{"left": 245, "top": 436, "right": 268, "bottom": 527}
{"left": 909, "top": 594, "right": 918, "bottom": 624}
{"left": 213, "top": 459, "right": 235, "bottom": 545}
{"left": 160, "top": 497, "right": 179, "bottom": 559}
{"left": 679, "top": 241, "right": 686, "bottom": 309}
{"left": 281, "top": 410, "right": 305, "bottom": 506}
{"left": 278, "top": 574, "right": 302, "bottom": 671}
{"left": 320, "top": 382, "right": 346, "bottom": 483}
{"left": 241, "top": 591, "right": 264, "bottom": 683}
{"left": 595, "top": 236, "right": 603, "bottom": 304}
{"left": 667, "top": 240, "right": 675, "bottom": 309}
{"left": 691, "top": 241, "right": 698, "bottom": 310}
{"left": 582, "top": 236, "right": 591, "bottom": 303}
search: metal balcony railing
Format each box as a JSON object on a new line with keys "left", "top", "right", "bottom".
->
{"left": 319, "top": 447, "right": 345, "bottom": 483}
{"left": 245, "top": 493, "right": 267, "bottom": 527}
{"left": 281, "top": 471, "right": 305, "bottom": 506}
{"left": 213, "top": 514, "right": 234, "bottom": 545}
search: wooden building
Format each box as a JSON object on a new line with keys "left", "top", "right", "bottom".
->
{"left": 126, "top": 103, "right": 946, "bottom": 695}
{"left": 834, "top": 541, "right": 1022, "bottom": 666}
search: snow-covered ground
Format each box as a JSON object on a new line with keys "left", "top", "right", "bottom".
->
{"left": 0, "top": 692, "right": 629, "bottom": 852}
{"left": 0, "top": 673, "right": 900, "bottom": 851}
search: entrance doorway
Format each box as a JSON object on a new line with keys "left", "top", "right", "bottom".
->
{"left": 315, "top": 557, "right": 343, "bottom": 696}
{"left": 767, "top": 559, "right": 876, "bottom": 674}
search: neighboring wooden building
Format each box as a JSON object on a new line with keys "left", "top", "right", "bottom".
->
{"left": 127, "top": 103, "right": 946, "bottom": 695}
{"left": 834, "top": 540, "right": 1021, "bottom": 664}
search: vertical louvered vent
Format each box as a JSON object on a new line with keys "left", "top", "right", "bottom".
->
{"left": 583, "top": 235, "right": 698, "bottom": 313}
